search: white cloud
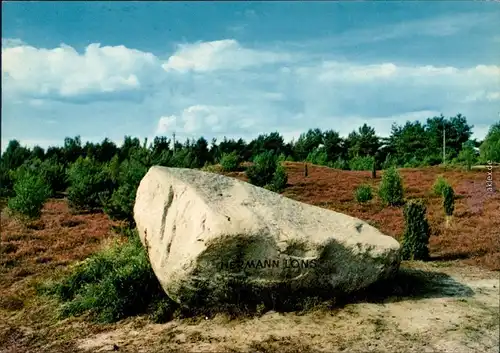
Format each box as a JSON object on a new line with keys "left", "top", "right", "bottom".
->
{"left": 2, "top": 38, "right": 499, "bottom": 146}
{"left": 156, "top": 105, "right": 258, "bottom": 137}
{"left": 1, "top": 41, "right": 161, "bottom": 98}
{"left": 464, "top": 91, "right": 500, "bottom": 103}
{"left": 162, "top": 39, "right": 295, "bottom": 73}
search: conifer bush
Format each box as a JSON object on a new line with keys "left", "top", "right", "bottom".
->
{"left": 442, "top": 184, "right": 455, "bottom": 217}
{"left": 269, "top": 163, "right": 288, "bottom": 192}
{"left": 354, "top": 184, "right": 373, "bottom": 203}
{"left": 378, "top": 167, "right": 404, "bottom": 206}
{"left": 8, "top": 170, "right": 51, "bottom": 219}
{"left": 40, "top": 157, "right": 67, "bottom": 196}
{"left": 432, "top": 175, "right": 450, "bottom": 196}
{"left": 220, "top": 151, "right": 241, "bottom": 172}
{"left": 67, "top": 157, "right": 114, "bottom": 211}
{"left": 102, "top": 157, "right": 148, "bottom": 223}
{"left": 246, "top": 151, "right": 279, "bottom": 187}
{"left": 349, "top": 156, "right": 374, "bottom": 171}
{"left": 400, "top": 199, "right": 430, "bottom": 261}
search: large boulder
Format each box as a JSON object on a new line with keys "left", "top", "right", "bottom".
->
{"left": 134, "top": 166, "right": 401, "bottom": 307}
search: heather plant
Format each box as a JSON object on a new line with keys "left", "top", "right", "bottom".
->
{"left": 354, "top": 184, "right": 373, "bottom": 203}
{"left": 40, "top": 232, "right": 176, "bottom": 323}
{"left": 400, "top": 199, "right": 430, "bottom": 261}
{"left": 8, "top": 170, "right": 51, "bottom": 219}
{"left": 378, "top": 167, "right": 404, "bottom": 206}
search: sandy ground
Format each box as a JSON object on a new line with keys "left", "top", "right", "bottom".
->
{"left": 76, "top": 261, "right": 499, "bottom": 353}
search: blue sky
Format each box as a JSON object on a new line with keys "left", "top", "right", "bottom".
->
{"left": 2, "top": 2, "right": 499, "bottom": 151}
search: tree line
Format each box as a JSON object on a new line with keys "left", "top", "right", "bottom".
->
{"left": 0, "top": 114, "right": 498, "bottom": 222}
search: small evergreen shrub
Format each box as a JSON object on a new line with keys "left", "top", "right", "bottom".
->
{"left": 40, "top": 157, "right": 67, "bottom": 195}
{"left": 400, "top": 199, "right": 430, "bottom": 261}
{"left": 306, "top": 150, "right": 328, "bottom": 166}
{"left": 354, "top": 184, "right": 373, "bottom": 203}
{"left": 331, "top": 157, "right": 349, "bottom": 170}
{"left": 102, "top": 158, "right": 148, "bottom": 223}
{"left": 349, "top": 156, "right": 375, "bottom": 171}
{"left": 0, "top": 163, "right": 14, "bottom": 197}
{"left": 382, "top": 154, "right": 398, "bottom": 169}
{"left": 403, "top": 157, "right": 421, "bottom": 168}
{"left": 378, "top": 167, "right": 404, "bottom": 206}
{"left": 269, "top": 163, "right": 288, "bottom": 192}
{"left": 201, "top": 163, "right": 223, "bottom": 173}
{"left": 220, "top": 151, "right": 241, "bottom": 172}
{"left": 8, "top": 170, "right": 51, "bottom": 219}
{"left": 40, "top": 232, "right": 177, "bottom": 323}
{"left": 457, "top": 144, "right": 477, "bottom": 171}
{"left": 432, "top": 175, "right": 450, "bottom": 196}
{"left": 422, "top": 154, "right": 443, "bottom": 167}
{"left": 442, "top": 185, "right": 455, "bottom": 217}
{"left": 246, "top": 151, "right": 278, "bottom": 187}
{"left": 67, "top": 157, "right": 114, "bottom": 211}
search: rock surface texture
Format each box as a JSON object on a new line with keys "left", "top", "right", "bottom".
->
{"left": 134, "top": 167, "right": 401, "bottom": 306}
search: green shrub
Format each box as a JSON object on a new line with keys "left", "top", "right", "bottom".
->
{"left": 40, "top": 231, "right": 177, "bottom": 323}
{"left": 400, "top": 199, "right": 430, "bottom": 261}
{"left": 201, "top": 163, "right": 223, "bottom": 174}
{"left": 40, "top": 157, "right": 67, "bottom": 195}
{"left": 331, "top": 157, "right": 349, "bottom": 170}
{"left": 422, "top": 154, "right": 443, "bottom": 166}
{"left": 67, "top": 157, "right": 114, "bottom": 211}
{"left": 102, "top": 158, "right": 148, "bottom": 222}
{"left": 403, "top": 157, "right": 421, "bottom": 168}
{"left": 0, "top": 163, "right": 14, "bottom": 197}
{"left": 432, "top": 175, "right": 450, "bottom": 196}
{"left": 457, "top": 142, "right": 477, "bottom": 171}
{"left": 269, "top": 163, "right": 288, "bottom": 192}
{"left": 442, "top": 185, "right": 455, "bottom": 217}
{"left": 306, "top": 150, "right": 328, "bottom": 166}
{"left": 8, "top": 170, "right": 51, "bottom": 219}
{"left": 246, "top": 151, "right": 278, "bottom": 187}
{"left": 378, "top": 167, "right": 404, "bottom": 206}
{"left": 349, "top": 156, "right": 375, "bottom": 171}
{"left": 382, "top": 154, "right": 398, "bottom": 169}
{"left": 354, "top": 184, "right": 373, "bottom": 203}
{"left": 220, "top": 151, "right": 241, "bottom": 172}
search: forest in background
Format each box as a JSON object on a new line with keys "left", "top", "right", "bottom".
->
{"left": 1, "top": 114, "right": 499, "bottom": 223}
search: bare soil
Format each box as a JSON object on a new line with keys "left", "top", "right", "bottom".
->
{"left": 74, "top": 261, "right": 499, "bottom": 353}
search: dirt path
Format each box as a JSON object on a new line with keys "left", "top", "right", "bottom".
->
{"left": 76, "top": 261, "right": 499, "bottom": 353}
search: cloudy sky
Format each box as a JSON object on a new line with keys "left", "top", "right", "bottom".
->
{"left": 2, "top": 2, "right": 499, "bottom": 151}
